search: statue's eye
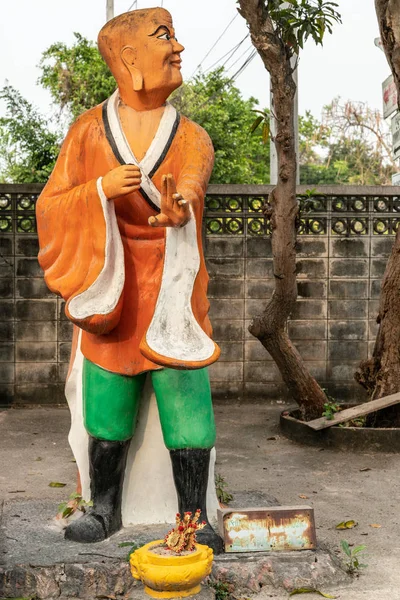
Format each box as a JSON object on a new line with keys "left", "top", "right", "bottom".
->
{"left": 158, "top": 32, "right": 171, "bottom": 41}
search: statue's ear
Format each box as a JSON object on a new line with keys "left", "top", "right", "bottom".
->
{"left": 121, "top": 46, "right": 144, "bottom": 92}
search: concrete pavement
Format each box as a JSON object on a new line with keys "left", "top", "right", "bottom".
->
{"left": 1, "top": 403, "right": 400, "bottom": 598}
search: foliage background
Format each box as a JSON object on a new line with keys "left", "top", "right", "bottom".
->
{"left": 0, "top": 33, "right": 395, "bottom": 185}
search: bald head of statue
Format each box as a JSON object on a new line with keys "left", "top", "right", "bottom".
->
{"left": 98, "top": 8, "right": 185, "bottom": 104}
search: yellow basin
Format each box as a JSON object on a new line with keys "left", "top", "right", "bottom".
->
{"left": 130, "top": 540, "right": 214, "bottom": 598}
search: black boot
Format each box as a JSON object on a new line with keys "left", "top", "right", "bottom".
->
{"left": 169, "top": 448, "right": 224, "bottom": 554}
{"left": 65, "top": 437, "right": 130, "bottom": 543}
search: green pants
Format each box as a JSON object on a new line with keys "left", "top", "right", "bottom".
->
{"left": 83, "top": 359, "right": 216, "bottom": 450}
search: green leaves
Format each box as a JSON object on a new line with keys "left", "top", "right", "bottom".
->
{"left": 265, "top": 0, "right": 342, "bottom": 55}
{"left": 250, "top": 115, "right": 263, "bottom": 133}
{"left": 118, "top": 541, "right": 139, "bottom": 561}
{"left": 250, "top": 109, "right": 270, "bottom": 145}
{"left": 322, "top": 401, "right": 341, "bottom": 420}
{"left": 171, "top": 68, "right": 271, "bottom": 184}
{"left": 0, "top": 85, "right": 61, "bottom": 183}
{"left": 340, "top": 540, "right": 368, "bottom": 575}
{"left": 57, "top": 492, "right": 93, "bottom": 519}
{"left": 304, "top": 188, "right": 318, "bottom": 198}
{"left": 57, "top": 503, "right": 74, "bottom": 519}
{"left": 215, "top": 473, "right": 233, "bottom": 505}
{"left": 262, "top": 121, "right": 271, "bottom": 144}
{"left": 48, "top": 482, "right": 67, "bottom": 488}
{"left": 39, "top": 33, "right": 115, "bottom": 120}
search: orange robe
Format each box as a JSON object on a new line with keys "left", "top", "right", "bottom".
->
{"left": 36, "top": 95, "right": 217, "bottom": 376}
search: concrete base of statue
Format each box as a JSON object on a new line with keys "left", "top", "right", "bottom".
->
{"left": 129, "top": 585, "right": 215, "bottom": 599}
{"left": 0, "top": 492, "right": 349, "bottom": 600}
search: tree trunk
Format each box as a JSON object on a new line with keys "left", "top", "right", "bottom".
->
{"left": 237, "top": 0, "right": 327, "bottom": 420}
{"left": 356, "top": 1, "right": 400, "bottom": 417}
{"left": 356, "top": 230, "right": 400, "bottom": 401}
{"left": 375, "top": 0, "right": 400, "bottom": 94}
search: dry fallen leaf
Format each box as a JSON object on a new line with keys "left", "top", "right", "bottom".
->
{"left": 370, "top": 524, "right": 382, "bottom": 528}
{"left": 360, "top": 467, "right": 371, "bottom": 472}
{"left": 336, "top": 520, "right": 358, "bottom": 530}
{"left": 299, "top": 494, "right": 309, "bottom": 499}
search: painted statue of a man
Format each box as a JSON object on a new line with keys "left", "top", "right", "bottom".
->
{"left": 36, "top": 8, "right": 223, "bottom": 552}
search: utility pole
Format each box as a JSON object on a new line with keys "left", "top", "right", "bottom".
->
{"left": 106, "top": 0, "right": 114, "bottom": 22}
{"left": 270, "top": 3, "right": 300, "bottom": 185}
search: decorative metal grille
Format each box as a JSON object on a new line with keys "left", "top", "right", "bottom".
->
{"left": 0, "top": 191, "right": 39, "bottom": 234}
{"left": 205, "top": 193, "right": 400, "bottom": 237}
{"left": 0, "top": 186, "right": 399, "bottom": 237}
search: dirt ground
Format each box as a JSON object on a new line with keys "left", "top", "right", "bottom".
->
{"left": 1, "top": 403, "right": 400, "bottom": 599}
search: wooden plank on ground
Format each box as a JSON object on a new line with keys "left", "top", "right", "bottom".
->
{"left": 306, "top": 392, "right": 400, "bottom": 431}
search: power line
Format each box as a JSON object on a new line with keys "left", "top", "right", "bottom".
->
{"left": 222, "top": 35, "right": 249, "bottom": 68}
{"left": 198, "top": 48, "right": 258, "bottom": 110}
{"left": 225, "top": 44, "right": 253, "bottom": 72}
{"left": 191, "top": 13, "right": 239, "bottom": 78}
{"left": 204, "top": 34, "right": 249, "bottom": 74}
{"left": 229, "top": 49, "right": 257, "bottom": 82}
{"left": 127, "top": 0, "right": 137, "bottom": 10}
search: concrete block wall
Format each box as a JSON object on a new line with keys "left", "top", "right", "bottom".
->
{"left": 205, "top": 233, "right": 390, "bottom": 403}
{"left": 1, "top": 184, "right": 397, "bottom": 406}
{"left": 0, "top": 235, "right": 67, "bottom": 405}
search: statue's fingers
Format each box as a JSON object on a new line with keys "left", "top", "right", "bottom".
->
{"left": 165, "top": 175, "right": 173, "bottom": 209}
{"left": 123, "top": 164, "right": 141, "bottom": 175}
{"left": 123, "top": 176, "right": 142, "bottom": 184}
{"left": 173, "top": 193, "right": 183, "bottom": 202}
{"left": 148, "top": 216, "right": 157, "bottom": 227}
{"left": 148, "top": 213, "right": 170, "bottom": 227}
{"left": 122, "top": 184, "right": 141, "bottom": 192}
{"left": 167, "top": 174, "right": 177, "bottom": 208}
{"left": 177, "top": 198, "right": 190, "bottom": 219}
{"left": 161, "top": 174, "right": 168, "bottom": 201}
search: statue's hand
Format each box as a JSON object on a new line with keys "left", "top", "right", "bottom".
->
{"left": 102, "top": 165, "right": 142, "bottom": 199}
{"left": 148, "top": 174, "right": 190, "bottom": 228}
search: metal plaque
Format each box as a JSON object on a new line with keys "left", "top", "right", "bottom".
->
{"left": 392, "top": 112, "right": 400, "bottom": 161}
{"left": 392, "top": 172, "right": 400, "bottom": 185}
{"left": 218, "top": 506, "right": 317, "bottom": 553}
{"left": 383, "top": 74, "right": 398, "bottom": 120}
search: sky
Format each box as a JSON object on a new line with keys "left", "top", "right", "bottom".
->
{"left": 0, "top": 0, "right": 392, "bottom": 121}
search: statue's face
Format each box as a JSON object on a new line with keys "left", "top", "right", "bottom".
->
{"left": 126, "top": 9, "right": 184, "bottom": 95}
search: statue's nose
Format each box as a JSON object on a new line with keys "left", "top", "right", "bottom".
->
{"left": 173, "top": 39, "right": 185, "bottom": 54}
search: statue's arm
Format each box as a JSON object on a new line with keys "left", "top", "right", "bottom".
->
{"left": 175, "top": 121, "right": 215, "bottom": 213}
{"left": 36, "top": 115, "right": 124, "bottom": 334}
